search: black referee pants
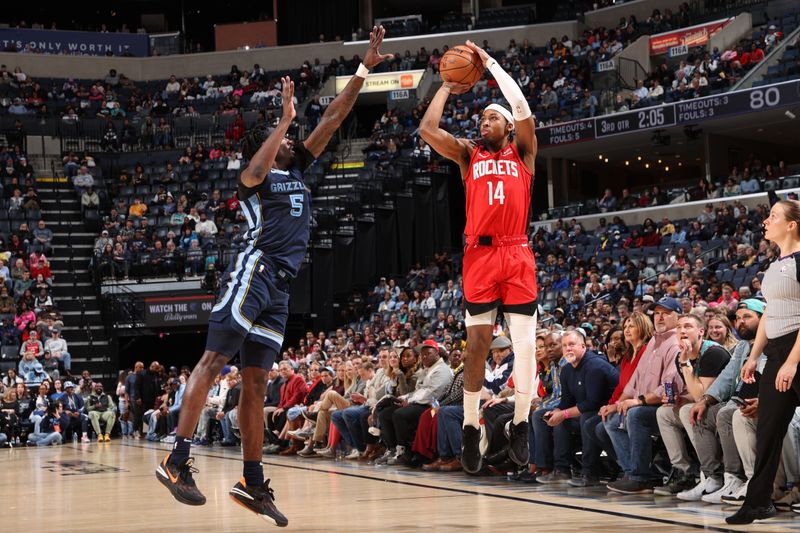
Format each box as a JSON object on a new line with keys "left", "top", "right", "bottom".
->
{"left": 744, "top": 330, "right": 800, "bottom": 509}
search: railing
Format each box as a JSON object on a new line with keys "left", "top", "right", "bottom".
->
{"left": 101, "top": 283, "right": 146, "bottom": 331}
{"left": 616, "top": 57, "right": 649, "bottom": 91}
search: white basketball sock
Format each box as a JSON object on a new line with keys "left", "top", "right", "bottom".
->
{"left": 463, "top": 389, "right": 481, "bottom": 429}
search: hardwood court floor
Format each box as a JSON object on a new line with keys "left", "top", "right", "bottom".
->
{"left": 4, "top": 440, "right": 800, "bottom": 532}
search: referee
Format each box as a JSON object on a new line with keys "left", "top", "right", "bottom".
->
{"left": 727, "top": 199, "right": 800, "bottom": 525}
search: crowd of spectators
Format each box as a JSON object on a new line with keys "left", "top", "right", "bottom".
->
{"left": 591, "top": 157, "right": 798, "bottom": 217}
{"left": 80, "top": 143, "right": 252, "bottom": 281}
{"left": 0, "top": 146, "right": 66, "bottom": 364}
{"left": 0, "top": 352, "right": 207, "bottom": 447}
{"left": 613, "top": 22, "right": 784, "bottom": 114}
{"left": 0, "top": 142, "right": 79, "bottom": 446}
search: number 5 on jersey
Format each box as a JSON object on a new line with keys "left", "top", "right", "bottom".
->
{"left": 290, "top": 194, "right": 304, "bottom": 216}
{"left": 488, "top": 181, "right": 505, "bottom": 205}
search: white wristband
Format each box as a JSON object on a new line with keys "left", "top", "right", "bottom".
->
{"left": 355, "top": 63, "right": 370, "bottom": 79}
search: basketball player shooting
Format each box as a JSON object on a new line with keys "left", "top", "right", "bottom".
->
{"left": 155, "top": 27, "right": 392, "bottom": 527}
{"left": 420, "top": 40, "right": 539, "bottom": 475}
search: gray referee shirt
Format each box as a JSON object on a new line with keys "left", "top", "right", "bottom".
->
{"left": 762, "top": 254, "right": 800, "bottom": 338}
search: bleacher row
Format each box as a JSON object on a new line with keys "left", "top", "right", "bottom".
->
{"left": 534, "top": 227, "right": 760, "bottom": 312}
{"left": 545, "top": 172, "right": 800, "bottom": 220}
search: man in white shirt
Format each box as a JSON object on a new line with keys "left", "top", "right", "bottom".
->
{"left": 633, "top": 79, "right": 649, "bottom": 100}
{"left": 165, "top": 75, "right": 181, "bottom": 95}
{"left": 647, "top": 80, "right": 664, "bottom": 100}
{"left": 195, "top": 211, "right": 218, "bottom": 246}
{"left": 420, "top": 290, "right": 437, "bottom": 314}
{"left": 45, "top": 326, "right": 71, "bottom": 372}
{"left": 73, "top": 166, "right": 94, "bottom": 193}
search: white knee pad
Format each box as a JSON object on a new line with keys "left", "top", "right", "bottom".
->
{"left": 465, "top": 308, "right": 498, "bottom": 328}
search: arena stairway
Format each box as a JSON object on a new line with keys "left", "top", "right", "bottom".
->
{"left": 37, "top": 177, "right": 115, "bottom": 380}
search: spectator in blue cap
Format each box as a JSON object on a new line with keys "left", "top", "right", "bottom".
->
{"left": 605, "top": 294, "right": 681, "bottom": 494}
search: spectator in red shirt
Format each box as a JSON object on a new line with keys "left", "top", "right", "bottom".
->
{"left": 266, "top": 361, "right": 307, "bottom": 450}
{"left": 746, "top": 43, "right": 764, "bottom": 65}
{"left": 225, "top": 191, "right": 240, "bottom": 221}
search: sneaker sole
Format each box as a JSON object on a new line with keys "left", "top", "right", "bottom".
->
{"left": 608, "top": 486, "right": 654, "bottom": 495}
{"left": 461, "top": 455, "right": 483, "bottom": 475}
{"left": 155, "top": 466, "right": 206, "bottom": 506}
{"left": 653, "top": 489, "right": 678, "bottom": 496}
{"left": 229, "top": 493, "right": 288, "bottom": 527}
{"left": 537, "top": 476, "right": 571, "bottom": 485}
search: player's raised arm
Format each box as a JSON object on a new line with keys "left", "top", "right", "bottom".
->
{"left": 465, "top": 40, "right": 537, "bottom": 173}
{"left": 240, "top": 76, "right": 296, "bottom": 188}
{"left": 419, "top": 83, "right": 474, "bottom": 176}
{"left": 303, "top": 26, "right": 393, "bottom": 158}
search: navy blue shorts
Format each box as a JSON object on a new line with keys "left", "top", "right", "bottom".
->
{"left": 205, "top": 249, "right": 289, "bottom": 365}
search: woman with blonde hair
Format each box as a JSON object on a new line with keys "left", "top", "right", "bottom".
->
{"left": 706, "top": 314, "right": 740, "bottom": 353}
{"left": 578, "top": 312, "right": 654, "bottom": 486}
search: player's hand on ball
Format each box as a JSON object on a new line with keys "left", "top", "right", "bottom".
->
{"left": 443, "top": 81, "right": 472, "bottom": 95}
{"left": 464, "top": 40, "right": 492, "bottom": 66}
{"left": 363, "top": 25, "right": 394, "bottom": 69}
{"left": 280, "top": 76, "right": 296, "bottom": 121}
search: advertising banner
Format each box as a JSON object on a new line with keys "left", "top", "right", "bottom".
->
{"left": 335, "top": 69, "right": 424, "bottom": 94}
{"left": 144, "top": 294, "right": 216, "bottom": 327}
{"left": 0, "top": 28, "right": 149, "bottom": 57}
{"left": 649, "top": 18, "right": 732, "bottom": 56}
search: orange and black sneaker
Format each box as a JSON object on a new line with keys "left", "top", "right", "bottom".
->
{"left": 156, "top": 454, "right": 206, "bottom": 506}
{"left": 230, "top": 478, "right": 288, "bottom": 527}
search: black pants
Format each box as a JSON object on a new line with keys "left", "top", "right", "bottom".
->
{"left": 378, "top": 403, "right": 427, "bottom": 450}
{"left": 266, "top": 411, "right": 288, "bottom": 445}
{"left": 131, "top": 401, "right": 143, "bottom": 434}
{"left": 483, "top": 402, "right": 515, "bottom": 452}
{"left": 745, "top": 330, "right": 800, "bottom": 509}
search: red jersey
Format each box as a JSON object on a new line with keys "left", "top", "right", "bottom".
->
{"left": 464, "top": 142, "right": 532, "bottom": 238}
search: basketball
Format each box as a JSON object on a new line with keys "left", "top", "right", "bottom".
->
{"left": 439, "top": 45, "right": 485, "bottom": 87}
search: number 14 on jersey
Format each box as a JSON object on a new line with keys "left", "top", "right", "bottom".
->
{"left": 488, "top": 181, "right": 505, "bottom": 205}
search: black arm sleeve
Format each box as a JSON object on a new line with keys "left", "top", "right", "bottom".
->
{"left": 294, "top": 142, "right": 315, "bottom": 172}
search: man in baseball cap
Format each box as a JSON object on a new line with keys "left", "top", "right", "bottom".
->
{"left": 383, "top": 337, "right": 452, "bottom": 467}
{"left": 606, "top": 290, "right": 681, "bottom": 495}
{"left": 654, "top": 296, "right": 683, "bottom": 314}
{"left": 486, "top": 335, "right": 513, "bottom": 394}
{"left": 415, "top": 339, "right": 440, "bottom": 354}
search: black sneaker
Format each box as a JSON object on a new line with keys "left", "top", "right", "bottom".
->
{"left": 507, "top": 420, "right": 530, "bottom": 466}
{"left": 607, "top": 477, "right": 657, "bottom": 495}
{"left": 230, "top": 478, "right": 288, "bottom": 527}
{"left": 726, "top": 504, "right": 777, "bottom": 525}
{"left": 461, "top": 425, "right": 483, "bottom": 475}
{"left": 653, "top": 469, "right": 695, "bottom": 496}
{"left": 156, "top": 454, "right": 206, "bottom": 506}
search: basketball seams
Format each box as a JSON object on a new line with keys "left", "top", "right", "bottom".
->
{"left": 440, "top": 46, "right": 484, "bottom": 86}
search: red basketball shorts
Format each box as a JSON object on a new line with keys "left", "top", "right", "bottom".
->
{"left": 462, "top": 244, "right": 538, "bottom": 314}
